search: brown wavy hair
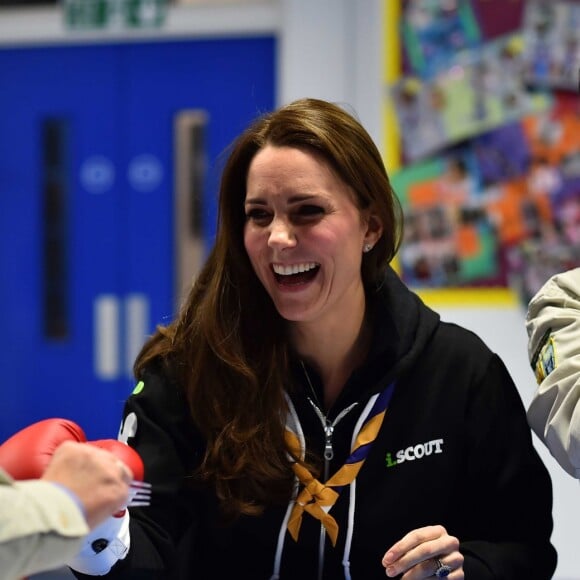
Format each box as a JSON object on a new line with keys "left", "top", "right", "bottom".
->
{"left": 134, "top": 98, "right": 403, "bottom": 519}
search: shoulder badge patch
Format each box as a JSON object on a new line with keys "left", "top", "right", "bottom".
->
{"left": 532, "top": 331, "right": 557, "bottom": 384}
{"left": 118, "top": 412, "right": 138, "bottom": 444}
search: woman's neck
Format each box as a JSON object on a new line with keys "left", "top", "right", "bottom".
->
{"left": 291, "top": 298, "right": 371, "bottom": 409}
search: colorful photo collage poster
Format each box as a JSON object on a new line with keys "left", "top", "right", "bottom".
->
{"left": 389, "top": 0, "right": 580, "bottom": 304}
{"left": 391, "top": 31, "right": 552, "bottom": 162}
{"left": 391, "top": 96, "right": 580, "bottom": 304}
{"left": 522, "top": 0, "right": 580, "bottom": 92}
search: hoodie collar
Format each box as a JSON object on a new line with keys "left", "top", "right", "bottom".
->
{"left": 366, "top": 266, "right": 440, "bottom": 379}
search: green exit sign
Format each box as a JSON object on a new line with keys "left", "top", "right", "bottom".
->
{"left": 63, "top": 0, "right": 167, "bottom": 30}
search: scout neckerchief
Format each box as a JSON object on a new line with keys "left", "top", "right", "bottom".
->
{"left": 285, "top": 381, "right": 395, "bottom": 546}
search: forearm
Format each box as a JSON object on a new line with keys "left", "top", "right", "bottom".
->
{"left": 0, "top": 479, "right": 88, "bottom": 578}
{"left": 527, "top": 365, "right": 580, "bottom": 477}
{"left": 461, "top": 540, "right": 556, "bottom": 579}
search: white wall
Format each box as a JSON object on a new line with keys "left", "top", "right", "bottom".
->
{"left": 278, "top": 0, "right": 383, "bottom": 147}
{"left": 1, "top": 1, "right": 577, "bottom": 577}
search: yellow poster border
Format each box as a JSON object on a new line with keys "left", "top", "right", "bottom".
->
{"left": 415, "top": 287, "right": 520, "bottom": 308}
{"left": 382, "top": 0, "right": 401, "bottom": 174}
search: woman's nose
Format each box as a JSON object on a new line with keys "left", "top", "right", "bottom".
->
{"left": 268, "top": 218, "right": 297, "bottom": 248}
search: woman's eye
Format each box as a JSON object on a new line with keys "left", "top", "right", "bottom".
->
{"left": 246, "top": 208, "right": 272, "bottom": 224}
{"left": 295, "top": 205, "right": 324, "bottom": 219}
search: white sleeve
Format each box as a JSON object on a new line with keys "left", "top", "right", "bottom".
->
{"left": 67, "top": 511, "right": 131, "bottom": 576}
{"left": 526, "top": 268, "right": 580, "bottom": 479}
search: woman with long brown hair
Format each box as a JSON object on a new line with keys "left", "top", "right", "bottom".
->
{"left": 69, "top": 98, "right": 556, "bottom": 580}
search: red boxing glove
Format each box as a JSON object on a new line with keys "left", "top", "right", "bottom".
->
{"left": 87, "top": 439, "right": 144, "bottom": 482}
{"left": 86, "top": 440, "right": 145, "bottom": 519}
{"left": 0, "top": 418, "right": 87, "bottom": 480}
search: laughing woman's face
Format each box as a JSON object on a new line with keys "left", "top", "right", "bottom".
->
{"left": 243, "top": 145, "right": 381, "bottom": 329}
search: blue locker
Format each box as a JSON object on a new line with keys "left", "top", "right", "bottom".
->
{"left": 0, "top": 37, "right": 275, "bottom": 441}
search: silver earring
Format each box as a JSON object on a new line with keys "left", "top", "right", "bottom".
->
{"left": 363, "top": 243, "right": 373, "bottom": 253}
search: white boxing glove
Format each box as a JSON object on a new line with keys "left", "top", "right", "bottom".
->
{"left": 68, "top": 510, "right": 131, "bottom": 576}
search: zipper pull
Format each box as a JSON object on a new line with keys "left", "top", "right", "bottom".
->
{"left": 324, "top": 422, "right": 334, "bottom": 460}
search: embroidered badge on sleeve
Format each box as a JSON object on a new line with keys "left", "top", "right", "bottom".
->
{"left": 531, "top": 329, "right": 557, "bottom": 384}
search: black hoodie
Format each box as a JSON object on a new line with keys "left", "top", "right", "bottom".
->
{"left": 75, "top": 269, "right": 557, "bottom": 579}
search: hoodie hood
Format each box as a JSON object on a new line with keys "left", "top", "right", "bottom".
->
{"left": 363, "top": 266, "right": 441, "bottom": 390}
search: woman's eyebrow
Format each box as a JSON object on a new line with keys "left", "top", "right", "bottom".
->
{"left": 245, "top": 193, "right": 320, "bottom": 205}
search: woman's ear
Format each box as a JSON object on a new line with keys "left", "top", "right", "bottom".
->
{"left": 363, "top": 211, "right": 384, "bottom": 250}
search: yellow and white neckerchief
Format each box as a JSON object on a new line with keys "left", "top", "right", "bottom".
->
{"left": 285, "top": 382, "right": 395, "bottom": 546}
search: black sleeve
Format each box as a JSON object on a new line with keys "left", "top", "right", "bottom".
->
{"left": 73, "top": 367, "right": 205, "bottom": 579}
{"left": 460, "top": 353, "right": 557, "bottom": 579}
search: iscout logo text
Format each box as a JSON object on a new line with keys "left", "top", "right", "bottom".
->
{"left": 385, "top": 438, "right": 444, "bottom": 467}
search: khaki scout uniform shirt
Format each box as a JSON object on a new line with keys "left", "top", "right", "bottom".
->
{"left": 527, "top": 267, "right": 580, "bottom": 478}
{"left": 0, "top": 467, "right": 88, "bottom": 579}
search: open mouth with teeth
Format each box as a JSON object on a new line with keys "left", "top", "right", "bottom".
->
{"left": 272, "top": 262, "right": 320, "bottom": 286}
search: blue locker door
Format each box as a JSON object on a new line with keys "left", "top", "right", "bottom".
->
{"left": 0, "top": 45, "right": 127, "bottom": 441}
{"left": 0, "top": 37, "right": 276, "bottom": 443}
{"left": 121, "top": 38, "right": 276, "bottom": 328}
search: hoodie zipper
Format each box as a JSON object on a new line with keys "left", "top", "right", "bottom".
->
{"left": 307, "top": 397, "right": 358, "bottom": 580}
